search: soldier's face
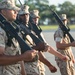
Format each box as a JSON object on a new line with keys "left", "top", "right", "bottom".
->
{"left": 20, "top": 13, "right": 29, "bottom": 24}
{"left": 1, "top": 9, "right": 18, "bottom": 22}
{"left": 33, "top": 17, "right": 39, "bottom": 25}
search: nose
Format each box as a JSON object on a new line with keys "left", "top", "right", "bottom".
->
{"left": 14, "top": 10, "right": 18, "bottom": 14}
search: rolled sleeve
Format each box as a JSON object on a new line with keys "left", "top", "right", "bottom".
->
{"left": 55, "top": 37, "right": 62, "bottom": 42}
{"left": 54, "top": 28, "right": 63, "bottom": 42}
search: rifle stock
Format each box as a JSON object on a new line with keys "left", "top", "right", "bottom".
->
{"left": 50, "top": 9, "right": 74, "bottom": 42}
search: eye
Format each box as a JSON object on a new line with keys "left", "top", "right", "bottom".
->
{"left": 21, "top": 14, "right": 25, "bottom": 16}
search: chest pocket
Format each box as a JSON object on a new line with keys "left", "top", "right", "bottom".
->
{"left": 5, "top": 38, "right": 21, "bottom": 55}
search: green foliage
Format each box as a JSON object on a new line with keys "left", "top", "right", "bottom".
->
{"left": 13, "top": 0, "right": 75, "bottom": 24}
{"left": 0, "top": 0, "right": 2, "bottom": 2}
{"left": 40, "top": 25, "right": 75, "bottom": 30}
{"left": 58, "top": 1, "right": 75, "bottom": 17}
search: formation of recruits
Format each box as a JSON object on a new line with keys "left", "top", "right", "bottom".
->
{"left": 0, "top": 0, "right": 75, "bottom": 75}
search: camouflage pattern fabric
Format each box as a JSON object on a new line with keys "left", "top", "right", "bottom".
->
{"left": 54, "top": 28, "right": 75, "bottom": 75}
{"left": 18, "top": 5, "right": 29, "bottom": 15}
{"left": 25, "top": 61, "right": 40, "bottom": 75}
{"left": 24, "top": 31, "right": 40, "bottom": 75}
{"left": 0, "top": 0, "right": 19, "bottom": 11}
{"left": 38, "top": 60, "right": 45, "bottom": 75}
{"left": 30, "top": 10, "right": 40, "bottom": 18}
{"left": 25, "top": 25, "right": 46, "bottom": 75}
{"left": 0, "top": 27, "right": 22, "bottom": 75}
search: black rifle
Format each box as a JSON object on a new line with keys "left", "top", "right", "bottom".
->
{"left": 20, "top": 25, "right": 43, "bottom": 45}
{"left": 17, "top": 0, "right": 45, "bottom": 50}
{"left": 29, "top": 15, "right": 45, "bottom": 42}
{"left": 50, "top": 9, "right": 74, "bottom": 42}
{"left": 0, "top": 14, "right": 32, "bottom": 54}
{"left": 15, "top": 20, "right": 45, "bottom": 51}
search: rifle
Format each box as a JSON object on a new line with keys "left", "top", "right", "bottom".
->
{"left": 18, "top": 0, "right": 22, "bottom": 5}
{"left": 29, "top": 15, "right": 45, "bottom": 42}
{"left": 16, "top": 0, "right": 45, "bottom": 51}
{"left": 50, "top": 9, "right": 74, "bottom": 42}
{"left": 15, "top": 20, "right": 45, "bottom": 51}
{"left": 0, "top": 14, "right": 32, "bottom": 54}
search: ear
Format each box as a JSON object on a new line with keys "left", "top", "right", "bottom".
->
{"left": 1, "top": 10, "right": 4, "bottom": 13}
{"left": 1, "top": 10, "right": 5, "bottom": 15}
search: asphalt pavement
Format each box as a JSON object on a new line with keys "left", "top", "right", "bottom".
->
{"left": 42, "top": 30, "right": 75, "bottom": 75}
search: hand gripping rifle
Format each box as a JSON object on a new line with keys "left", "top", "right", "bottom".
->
{"left": 50, "top": 8, "right": 74, "bottom": 42}
{"left": 0, "top": 14, "right": 32, "bottom": 54}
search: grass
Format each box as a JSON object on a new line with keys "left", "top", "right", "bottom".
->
{"left": 40, "top": 25, "right": 75, "bottom": 30}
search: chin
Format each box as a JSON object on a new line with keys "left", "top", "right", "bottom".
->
{"left": 13, "top": 18, "right": 16, "bottom": 20}
{"left": 10, "top": 19, "right": 16, "bottom": 22}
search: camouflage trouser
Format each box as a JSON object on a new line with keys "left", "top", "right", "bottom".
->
{"left": 38, "top": 61, "right": 45, "bottom": 75}
{"left": 40, "top": 72, "right": 45, "bottom": 75}
{"left": 0, "top": 64, "right": 21, "bottom": 75}
{"left": 56, "top": 60, "right": 75, "bottom": 75}
{"left": 24, "top": 62, "right": 40, "bottom": 75}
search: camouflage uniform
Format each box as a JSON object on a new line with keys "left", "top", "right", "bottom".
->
{"left": 30, "top": 10, "right": 46, "bottom": 75}
{"left": 0, "top": 0, "right": 22, "bottom": 75}
{"left": 24, "top": 33, "right": 40, "bottom": 75}
{"left": 24, "top": 27, "right": 45, "bottom": 75}
{"left": 38, "top": 60, "right": 45, "bottom": 75}
{"left": 18, "top": 5, "right": 41, "bottom": 75}
{"left": 54, "top": 28, "right": 75, "bottom": 75}
{"left": 0, "top": 26, "right": 22, "bottom": 75}
{"left": 24, "top": 60, "right": 40, "bottom": 75}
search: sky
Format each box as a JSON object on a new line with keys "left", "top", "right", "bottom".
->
{"left": 49, "top": 0, "right": 75, "bottom": 5}
{"left": 17, "top": 0, "right": 75, "bottom": 5}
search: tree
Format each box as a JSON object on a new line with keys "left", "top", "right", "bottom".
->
{"left": 58, "top": 1, "right": 75, "bottom": 24}
{"left": 58, "top": 1, "right": 75, "bottom": 17}
{"left": 0, "top": 0, "right": 2, "bottom": 2}
{"left": 16, "top": 0, "right": 75, "bottom": 24}
{"left": 23, "top": 0, "right": 50, "bottom": 24}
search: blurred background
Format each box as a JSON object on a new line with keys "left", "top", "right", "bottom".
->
{"left": 14, "top": 0, "right": 75, "bottom": 26}
{"left": 43, "top": 31, "right": 75, "bottom": 75}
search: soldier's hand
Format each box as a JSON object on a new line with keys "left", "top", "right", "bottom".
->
{"left": 43, "top": 45, "right": 50, "bottom": 52}
{"left": 23, "top": 50, "right": 38, "bottom": 62}
{"left": 61, "top": 55, "right": 69, "bottom": 61}
{"left": 49, "top": 65, "right": 57, "bottom": 73}
{"left": 32, "top": 42, "right": 45, "bottom": 51}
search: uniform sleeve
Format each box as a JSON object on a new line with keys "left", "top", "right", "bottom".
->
{"left": 54, "top": 29, "right": 63, "bottom": 42}
{"left": 0, "top": 28, "right": 6, "bottom": 48}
